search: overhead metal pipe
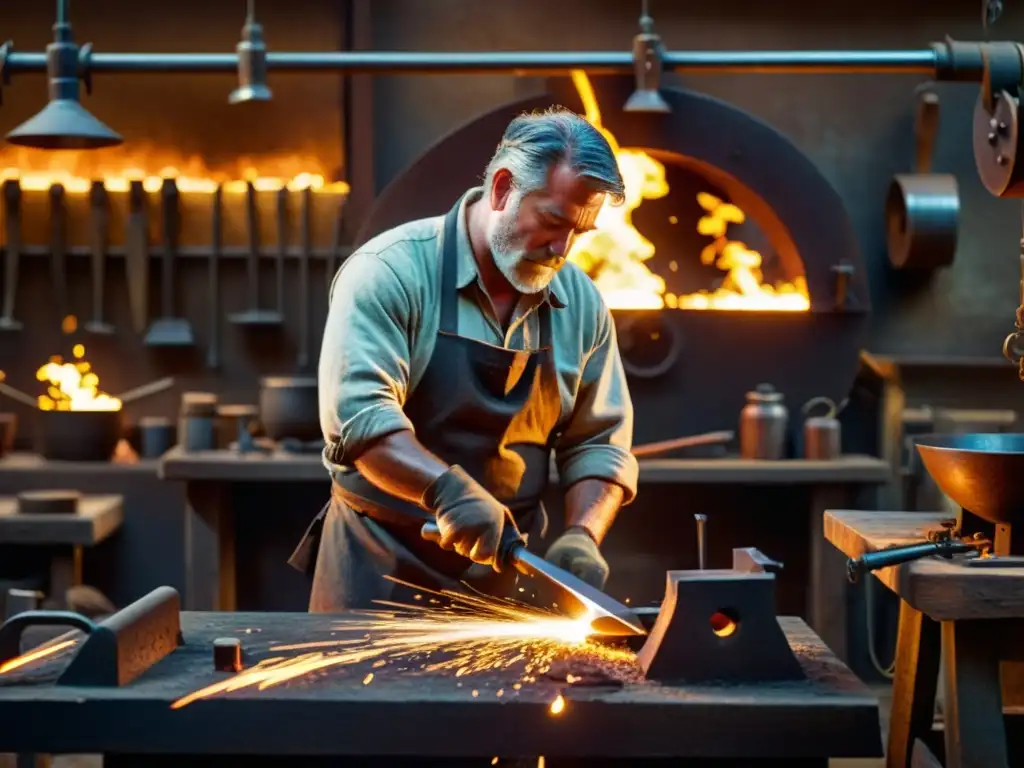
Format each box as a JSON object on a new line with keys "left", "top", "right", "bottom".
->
{"left": 0, "top": 48, "right": 945, "bottom": 78}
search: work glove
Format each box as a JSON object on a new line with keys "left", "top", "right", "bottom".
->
{"left": 424, "top": 465, "right": 515, "bottom": 571}
{"left": 544, "top": 527, "right": 610, "bottom": 590}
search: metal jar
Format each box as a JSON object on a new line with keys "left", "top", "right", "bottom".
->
{"left": 739, "top": 384, "right": 789, "bottom": 460}
{"left": 802, "top": 397, "right": 846, "bottom": 460}
{"left": 259, "top": 377, "right": 321, "bottom": 442}
{"left": 178, "top": 392, "right": 218, "bottom": 452}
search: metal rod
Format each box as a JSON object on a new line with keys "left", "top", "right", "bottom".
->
{"left": 694, "top": 514, "right": 708, "bottom": 570}
{"left": 56, "top": 0, "right": 69, "bottom": 26}
{"left": 3, "top": 48, "right": 940, "bottom": 76}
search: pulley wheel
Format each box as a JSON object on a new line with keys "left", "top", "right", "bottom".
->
{"left": 615, "top": 313, "right": 683, "bottom": 380}
{"left": 973, "top": 90, "right": 1024, "bottom": 197}
{"left": 885, "top": 173, "right": 960, "bottom": 270}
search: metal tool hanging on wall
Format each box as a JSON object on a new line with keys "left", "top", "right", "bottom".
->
{"left": 84, "top": 181, "right": 114, "bottom": 335}
{"left": 144, "top": 179, "right": 195, "bottom": 347}
{"left": 125, "top": 180, "right": 150, "bottom": 335}
{"left": 0, "top": 180, "right": 22, "bottom": 332}
{"left": 49, "top": 183, "right": 68, "bottom": 324}
{"left": 885, "top": 87, "right": 960, "bottom": 271}
{"left": 231, "top": 182, "right": 283, "bottom": 327}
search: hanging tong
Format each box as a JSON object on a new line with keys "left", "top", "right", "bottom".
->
{"left": 49, "top": 183, "right": 69, "bottom": 327}
{"left": 0, "top": 179, "right": 22, "bottom": 331}
{"left": 84, "top": 181, "right": 114, "bottom": 335}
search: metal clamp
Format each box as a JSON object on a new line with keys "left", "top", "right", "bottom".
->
{"left": 78, "top": 41, "right": 93, "bottom": 95}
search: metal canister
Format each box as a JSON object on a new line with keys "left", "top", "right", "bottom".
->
{"left": 178, "top": 392, "right": 218, "bottom": 452}
{"left": 802, "top": 396, "right": 846, "bottom": 460}
{"left": 138, "top": 416, "right": 175, "bottom": 459}
{"left": 739, "top": 383, "right": 788, "bottom": 460}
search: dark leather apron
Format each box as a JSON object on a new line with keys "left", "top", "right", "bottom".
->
{"left": 289, "top": 193, "right": 563, "bottom": 613}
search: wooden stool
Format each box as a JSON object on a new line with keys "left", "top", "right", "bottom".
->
{"left": 826, "top": 510, "right": 1024, "bottom": 768}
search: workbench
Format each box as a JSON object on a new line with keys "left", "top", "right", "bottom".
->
{"left": 0, "top": 493, "right": 124, "bottom": 608}
{"left": 159, "top": 447, "right": 889, "bottom": 657}
{"left": 0, "top": 610, "right": 881, "bottom": 765}
{"left": 825, "top": 510, "right": 1024, "bottom": 768}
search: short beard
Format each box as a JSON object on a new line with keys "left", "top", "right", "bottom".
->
{"left": 486, "top": 194, "right": 557, "bottom": 295}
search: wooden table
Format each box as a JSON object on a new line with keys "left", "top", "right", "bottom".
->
{"left": 825, "top": 509, "right": 1024, "bottom": 768}
{"left": 0, "top": 494, "right": 124, "bottom": 606}
{"left": 160, "top": 446, "right": 888, "bottom": 656}
{"left": 0, "top": 610, "right": 882, "bottom": 765}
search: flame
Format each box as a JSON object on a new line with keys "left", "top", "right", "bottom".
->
{"left": 566, "top": 72, "right": 809, "bottom": 312}
{"left": 549, "top": 694, "right": 566, "bottom": 715}
{"left": 0, "top": 144, "right": 349, "bottom": 195}
{"left": 36, "top": 338, "right": 122, "bottom": 411}
{"left": 171, "top": 578, "right": 636, "bottom": 710}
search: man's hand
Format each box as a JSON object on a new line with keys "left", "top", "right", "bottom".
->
{"left": 424, "top": 465, "right": 512, "bottom": 571}
{"left": 544, "top": 527, "right": 610, "bottom": 590}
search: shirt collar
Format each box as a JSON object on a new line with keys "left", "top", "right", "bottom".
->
{"left": 453, "top": 187, "right": 566, "bottom": 309}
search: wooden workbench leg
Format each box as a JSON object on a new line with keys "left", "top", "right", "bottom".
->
{"left": 808, "top": 483, "right": 866, "bottom": 661}
{"left": 184, "top": 482, "right": 235, "bottom": 611}
{"left": 941, "top": 619, "right": 1008, "bottom": 768}
{"left": 887, "top": 601, "right": 940, "bottom": 768}
{"left": 47, "top": 545, "right": 82, "bottom": 607}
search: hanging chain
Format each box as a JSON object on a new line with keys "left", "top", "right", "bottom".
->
{"left": 1002, "top": 201, "right": 1024, "bottom": 379}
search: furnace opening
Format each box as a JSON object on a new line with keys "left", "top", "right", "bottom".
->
{"left": 709, "top": 610, "right": 739, "bottom": 638}
{"left": 566, "top": 71, "right": 809, "bottom": 313}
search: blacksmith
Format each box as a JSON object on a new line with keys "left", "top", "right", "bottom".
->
{"left": 289, "top": 107, "right": 639, "bottom": 612}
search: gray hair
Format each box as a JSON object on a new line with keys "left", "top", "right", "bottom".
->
{"left": 483, "top": 107, "right": 625, "bottom": 206}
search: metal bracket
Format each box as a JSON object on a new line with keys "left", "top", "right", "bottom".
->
{"left": 78, "top": 41, "right": 93, "bottom": 95}
{"left": 0, "top": 41, "right": 11, "bottom": 107}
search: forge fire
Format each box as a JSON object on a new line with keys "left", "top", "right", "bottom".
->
{"left": 566, "top": 72, "right": 810, "bottom": 312}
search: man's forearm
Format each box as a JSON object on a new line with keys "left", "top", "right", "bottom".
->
{"left": 353, "top": 430, "right": 450, "bottom": 507}
{"left": 564, "top": 479, "right": 624, "bottom": 545}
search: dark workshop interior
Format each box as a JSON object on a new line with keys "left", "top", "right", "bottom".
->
{"left": 2, "top": 0, "right": 1024, "bottom": 765}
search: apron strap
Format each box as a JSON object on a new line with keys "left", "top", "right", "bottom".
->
{"left": 439, "top": 196, "right": 463, "bottom": 335}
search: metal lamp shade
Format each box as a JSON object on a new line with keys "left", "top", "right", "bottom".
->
{"left": 624, "top": 88, "right": 672, "bottom": 114}
{"left": 6, "top": 99, "right": 123, "bottom": 150}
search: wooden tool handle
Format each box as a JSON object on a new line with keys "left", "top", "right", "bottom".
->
{"left": 160, "top": 179, "right": 180, "bottom": 316}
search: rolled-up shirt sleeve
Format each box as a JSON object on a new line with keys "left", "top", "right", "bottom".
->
{"left": 319, "top": 250, "right": 416, "bottom": 466}
{"left": 554, "top": 302, "right": 639, "bottom": 504}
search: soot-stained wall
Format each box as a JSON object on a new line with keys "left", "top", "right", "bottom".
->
{"left": 366, "top": 0, "right": 1024, "bottom": 361}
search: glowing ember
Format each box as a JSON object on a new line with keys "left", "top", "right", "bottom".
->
{"left": 171, "top": 579, "right": 635, "bottom": 710}
{"left": 0, "top": 145, "right": 349, "bottom": 195}
{"left": 36, "top": 340, "right": 122, "bottom": 411}
{"left": 0, "top": 639, "right": 78, "bottom": 675}
{"left": 548, "top": 694, "right": 566, "bottom": 715}
{"left": 566, "top": 71, "right": 809, "bottom": 312}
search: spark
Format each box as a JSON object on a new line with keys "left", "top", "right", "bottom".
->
{"left": 171, "top": 577, "right": 634, "bottom": 710}
{"left": 549, "top": 694, "right": 566, "bottom": 715}
{"left": 0, "top": 639, "right": 78, "bottom": 674}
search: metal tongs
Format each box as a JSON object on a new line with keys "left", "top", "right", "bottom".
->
{"left": 421, "top": 521, "right": 646, "bottom": 637}
{"left": 846, "top": 519, "right": 990, "bottom": 584}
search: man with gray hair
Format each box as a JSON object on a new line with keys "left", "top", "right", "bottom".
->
{"left": 290, "top": 107, "right": 640, "bottom": 614}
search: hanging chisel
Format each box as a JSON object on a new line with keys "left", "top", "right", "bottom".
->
{"left": 125, "top": 181, "right": 150, "bottom": 335}
{"left": 49, "top": 184, "right": 69, "bottom": 327}
{"left": 298, "top": 186, "right": 312, "bottom": 370}
{"left": 84, "top": 181, "right": 114, "bottom": 335}
{"left": 0, "top": 180, "right": 23, "bottom": 332}
{"left": 207, "top": 185, "right": 223, "bottom": 370}
{"left": 421, "top": 521, "right": 645, "bottom": 636}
